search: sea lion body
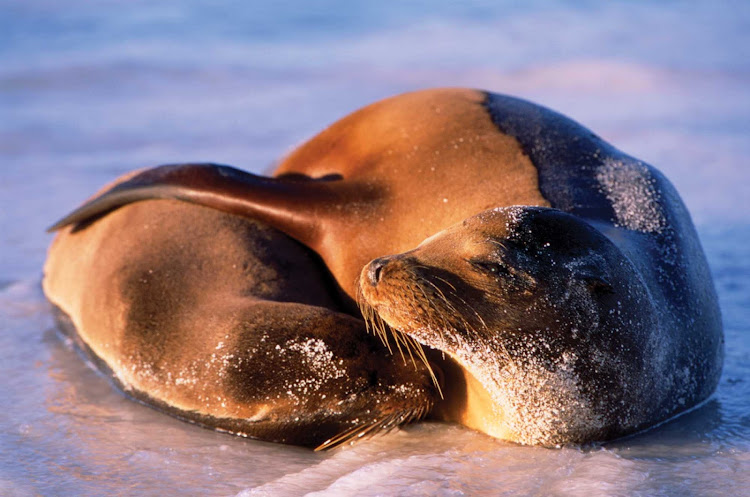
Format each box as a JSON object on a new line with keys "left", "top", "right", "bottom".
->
{"left": 44, "top": 88, "right": 723, "bottom": 447}
{"left": 45, "top": 199, "right": 436, "bottom": 447}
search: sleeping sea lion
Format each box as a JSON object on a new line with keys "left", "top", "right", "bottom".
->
{"left": 44, "top": 88, "right": 723, "bottom": 448}
{"left": 360, "top": 206, "right": 721, "bottom": 445}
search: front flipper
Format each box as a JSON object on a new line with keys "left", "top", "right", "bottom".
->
{"left": 315, "top": 404, "right": 431, "bottom": 451}
{"left": 204, "top": 301, "right": 437, "bottom": 449}
{"left": 47, "top": 163, "right": 376, "bottom": 249}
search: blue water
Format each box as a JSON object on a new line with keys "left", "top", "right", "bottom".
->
{"left": 1, "top": 1, "right": 749, "bottom": 495}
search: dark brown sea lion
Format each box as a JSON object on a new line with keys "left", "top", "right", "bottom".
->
{"left": 359, "top": 206, "right": 720, "bottom": 444}
{"left": 44, "top": 88, "right": 723, "bottom": 447}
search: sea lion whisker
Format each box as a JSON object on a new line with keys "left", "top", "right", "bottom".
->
{"left": 393, "top": 283, "right": 444, "bottom": 395}
{"left": 433, "top": 275, "right": 457, "bottom": 293}
{"left": 411, "top": 278, "right": 454, "bottom": 327}
{"left": 403, "top": 332, "right": 443, "bottom": 398}
{"left": 315, "top": 414, "right": 397, "bottom": 451}
{"left": 409, "top": 273, "right": 461, "bottom": 323}
{"left": 377, "top": 313, "right": 395, "bottom": 356}
{"left": 423, "top": 297, "right": 453, "bottom": 339}
{"left": 423, "top": 282, "right": 477, "bottom": 338}
{"left": 368, "top": 278, "right": 439, "bottom": 392}
{"left": 386, "top": 321, "right": 408, "bottom": 363}
{"left": 449, "top": 291, "right": 488, "bottom": 333}
{"left": 411, "top": 274, "right": 476, "bottom": 335}
{"left": 418, "top": 277, "right": 455, "bottom": 312}
{"left": 315, "top": 422, "right": 366, "bottom": 451}
{"left": 357, "top": 283, "right": 400, "bottom": 355}
{"left": 392, "top": 322, "right": 417, "bottom": 369}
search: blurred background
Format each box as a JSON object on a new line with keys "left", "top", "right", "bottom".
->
{"left": 1, "top": 1, "right": 749, "bottom": 495}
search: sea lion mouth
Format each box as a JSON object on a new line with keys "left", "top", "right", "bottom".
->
{"left": 356, "top": 283, "right": 443, "bottom": 395}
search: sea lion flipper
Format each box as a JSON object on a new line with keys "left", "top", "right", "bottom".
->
{"left": 315, "top": 405, "right": 430, "bottom": 451}
{"left": 47, "top": 163, "right": 346, "bottom": 246}
{"left": 47, "top": 163, "right": 258, "bottom": 231}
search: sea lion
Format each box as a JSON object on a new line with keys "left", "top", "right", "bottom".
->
{"left": 45, "top": 197, "right": 437, "bottom": 448}
{"left": 44, "top": 88, "right": 723, "bottom": 447}
{"left": 359, "top": 206, "right": 721, "bottom": 445}
{"left": 48, "top": 88, "right": 549, "bottom": 304}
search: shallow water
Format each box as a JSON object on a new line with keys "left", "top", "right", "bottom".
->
{"left": 2, "top": 1, "right": 749, "bottom": 495}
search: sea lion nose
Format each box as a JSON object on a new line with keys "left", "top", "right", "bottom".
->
{"left": 367, "top": 257, "right": 389, "bottom": 286}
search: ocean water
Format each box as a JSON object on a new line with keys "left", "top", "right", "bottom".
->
{"left": 1, "top": 0, "right": 749, "bottom": 495}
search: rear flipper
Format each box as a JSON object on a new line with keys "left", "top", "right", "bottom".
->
{"left": 46, "top": 163, "right": 369, "bottom": 250}
{"left": 43, "top": 198, "right": 434, "bottom": 449}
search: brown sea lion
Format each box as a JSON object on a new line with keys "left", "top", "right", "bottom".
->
{"left": 44, "top": 88, "right": 723, "bottom": 447}
{"left": 47, "top": 89, "right": 549, "bottom": 304}
{"left": 45, "top": 197, "right": 436, "bottom": 448}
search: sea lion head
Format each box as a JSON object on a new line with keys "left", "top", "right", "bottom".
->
{"left": 359, "top": 206, "right": 664, "bottom": 446}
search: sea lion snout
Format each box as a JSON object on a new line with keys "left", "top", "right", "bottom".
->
{"left": 359, "top": 255, "right": 418, "bottom": 313}
{"left": 365, "top": 257, "right": 389, "bottom": 286}
{"left": 362, "top": 254, "right": 417, "bottom": 290}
